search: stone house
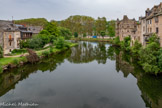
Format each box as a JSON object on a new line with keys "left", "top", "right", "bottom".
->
{"left": 27, "top": 26, "right": 43, "bottom": 35}
{"left": 141, "top": 3, "right": 162, "bottom": 47}
{"left": 116, "top": 15, "right": 137, "bottom": 41}
{"left": 0, "top": 20, "right": 21, "bottom": 54}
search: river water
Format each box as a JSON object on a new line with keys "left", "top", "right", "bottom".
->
{"left": 0, "top": 41, "right": 162, "bottom": 108}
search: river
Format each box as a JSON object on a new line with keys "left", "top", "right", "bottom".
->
{"left": 0, "top": 41, "right": 162, "bottom": 108}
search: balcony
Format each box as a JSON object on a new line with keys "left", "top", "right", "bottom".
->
{"left": 8, "top": 38, "right": 14, "bottom": 41}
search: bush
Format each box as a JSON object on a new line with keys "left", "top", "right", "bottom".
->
{"left": 0, "top": 64, "right": 3, "bottom": 74}
{"left": 28, "top": 37, "right": 44, "bottom": 49}
{"left": 131, "top": 40, "right": 142, "bottom": 57}
{"left": 58, "top": 27, "right": 72, "bottom": 40}
{"left": 0, "top": 46, "right": 3, "bottom": 58}
{"left": 55, "top": 37, "right": 65, "bottom": 49}
{"left": 42, "top": 51, "right": 50, "bottom": 57}
{"left": 120, "top": 36, "right": 131, "bottom": 51}
{"left": 74, "top": 32, "right": 78, "bottom": 38}
{"left": 11, "top": 49, "right": 27, "bottom": 54}
{"left": 113, "top": 36, "right": 120, "bottom": 45}
{"left": 83, "top": 33, "right": 86, "bottom": 38}
{"left": 12, "top": 59, "right": 19, "bottom": 65}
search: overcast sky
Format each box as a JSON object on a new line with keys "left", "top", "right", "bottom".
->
{"left": 0, "top": 0, "right": 161, "bottom": 21}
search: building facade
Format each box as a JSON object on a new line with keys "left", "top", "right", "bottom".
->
{"left": 0, "top": 20, "right": 21, "bottom": 54}
{"left": 116, "top": 2, "right": 162, "bottom": 47}
{"left": 116, "top": 15, "right": 137, "bottom": 41}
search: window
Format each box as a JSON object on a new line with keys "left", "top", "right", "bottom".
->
{"left": 155, "top": 17, "right": 159, "bottom": 23}
{"left": 150, "top": 28, "right": 152, "bottom": 32}
{"left": 150, "top": 20, "right": 152, "bottom": 24}
{"left": 9, "top": 42, "right": 11, "bottom": 46}
{"left": 156, "top": 27, "right": 159, "bottom": 34}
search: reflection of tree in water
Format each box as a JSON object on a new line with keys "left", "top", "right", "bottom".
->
{"left": 114, "top": 46, "right": 162, "bottom": 108}
{"left": 138, "top": 74, "right": 162, "bottom": 108}
{"left": 68, "top": 42, "right": 109, "bottom": 64}
{"left": 0, "top": 50, "right": 71, "bottom": 97}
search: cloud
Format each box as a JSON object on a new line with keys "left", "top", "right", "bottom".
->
{"left": 0, "top": 0, "right": 161, "bottom": 21}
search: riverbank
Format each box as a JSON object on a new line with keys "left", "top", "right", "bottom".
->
{"left": 0, "top": 43, "right": 78, "bottom": 74}
{"left": 71, "top": 38, "right": 112, "bottom": 42}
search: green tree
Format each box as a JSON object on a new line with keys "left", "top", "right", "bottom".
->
{"left": 100, "top": 31, "right": 106, "bottom": 39}
{"left": 54, "top": 37, "right": 65, "bottom": 49}
{"left": 74, "top": 32, "right": 78, "bottom": 38}
{"left": 44, "top": 22, "right": 59, "bottom": 36}
{"left": 58, "top": 27, "right": 72, "bottom": 39}
{"left": 107, "top": 20, "right": 115, "bottom": 37}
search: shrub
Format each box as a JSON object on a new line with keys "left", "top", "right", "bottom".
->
{"left": 113, "top": 36, "right": 120, "bottom": 45}
{"left": 131, "top": 40, "right": 142, "bottom": 57}
{"left": 0, "top": 46, "right": 3, "bottom": 58}
{"left": 55, "top": 37, "right": 65, "bottom": 49}
{"left": 12, "top": 59, "right": 19, "bottom": 65}
{"left": 28, "top": 37, "right": 44, "bottom": 49}
{"left": 58, "top": 27, "right": 72, "bottom": 40}
{"left": 42, "top": 51, "right": 50, "bottom": 57}
{"left": 0, "top": 64, "right": 3, "bottom": 74}
{"left": 11, "top": 49, "right": 27, "bottom": 54}
{"left": 120, "top": 36, "right": 131, "bottom": 51}
{"left": 74, "top": 32, "right": 78, "bottom": 38}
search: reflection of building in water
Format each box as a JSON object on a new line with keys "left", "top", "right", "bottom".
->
{"left": 116, "top": 50, "right": 162, "bottom": 108}
{"left": 116, "top": 52, "right": 134, "bottom": 77}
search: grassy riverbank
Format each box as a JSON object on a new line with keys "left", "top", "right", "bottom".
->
{"left": 0, "top": 43, "right": 78, "bottom": 73}
{"left": 71, "top": 38, "right": 112, "bottom": 42}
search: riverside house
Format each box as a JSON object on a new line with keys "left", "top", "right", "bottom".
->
{"left": 116, "top": 2, "right": 162, "bottom": 47}
{"left": 0, "top": 20, "right": 42, "bottom": 54}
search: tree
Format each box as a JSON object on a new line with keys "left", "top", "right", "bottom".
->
{"left": 83, "top": 33, "right": 86, "bottom": 38}
{"left": 44, "top": 22, "right": 59, "bottom": 36}
{"left": 74, "top": 32, "right": 78, "bottom": 38}
{"left": 100, "top": 31, "right": 106, "bottom": 39}
{"left": 58, "top": 27, "right": 72, "bottom": 40}
{"left": 107, "top": 20, "right": 116, "bottom": 37}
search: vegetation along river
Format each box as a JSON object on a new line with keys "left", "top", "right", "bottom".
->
{"left": 0, "top": 41, "right": 162, "bottom": 108}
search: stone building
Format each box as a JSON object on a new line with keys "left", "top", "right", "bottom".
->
{"left": 116, "top": 15, "right": 137, "bottom": 41}
{"left": 27, "top": 26, "right": 43, "bottom": 35}
{"left": 0, "top": 20, "right": 21, "bottom": 54}
{"left": 141, "top": 2, "right": 162, "bottom": 47}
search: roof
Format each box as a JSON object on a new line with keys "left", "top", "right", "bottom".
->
{"left": 0, "top": 20, "right": 19, "bottom": 32}
{"left": 27, "top": 26, "right": 43, "bottom": 34}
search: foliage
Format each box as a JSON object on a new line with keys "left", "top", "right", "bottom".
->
{"left": 39, "top": 30, "right": 50, "bottom": 35}
{"left": 120, "top": 36, "right": 131, "bottom": 51}
{"left": 95, "top": 17, "right": 107, "bottom": 35}
{"left": 0, "top": 46, "right": 3, "bottom": 58}
{"left": 54, "top": 37, "right": 65, "bottom": 49}
{"left": 100, "top": 31, "right": 106, "bottom": 38}
{"left": 11, "top": 49, "right": 27, "bottom": 54}
{"left": 60, "top": 15, "right": 95, "bottom": 36}
{"left": 43, "top": 22, "right": 59, "bottom": 36}
{"left": 107, "top": 20, "right": 115, "bottom": 37}
{"left": 28, "top": 37, "right": 44, "bottom": 49}
{"left": 131, "top": 40, "right": 142, "bottom": 57}
{"left": 158, "top": 49, "right": 162, "bottom": 72}
{"left": 139, "top": 37, "right": 160, "bottom": 74}
{"left": 15, "top": 18, "right": 48, "bottom": 27}
{"left": 113, "top": 36, "right": 120, "bottom": 45}
{"left": 148, "top": 33, "right": 159, "bottom": 44}
{"left": 12, "top": 59, "right": 19, "bottom": 65}
{"left": 0, "top": 64, "right": 3, "bottom": 74}
{"left": 42, "top": 51, "right": 50, "bottom": 57}
{"left": 74, "top": 32, "right": 78, "bottom": 38}
{"left": 83, "top": 33, "right": 86, "bottom": 37}
{"left": 58, "top": 27, "right": 72, "bottom": 40}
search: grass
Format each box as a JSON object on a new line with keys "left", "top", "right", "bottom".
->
{"left": 0, "top": 56, "right": 27, "bottom": 66}
{"left": 0, "top": 43, "right": 78, "bottom": 73}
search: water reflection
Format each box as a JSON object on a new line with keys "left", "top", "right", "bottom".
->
{"left": 0, "top": 41, "right": 162, "bottom": 108}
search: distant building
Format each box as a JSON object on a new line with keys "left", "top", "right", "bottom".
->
{"left": 27, "top": 26, "right": 43, "bottom": 35}
{"left": 0, "top": 20, "right": 21, "bottom": 54}
{"left": 0, "top": 20, "right": 42, "bottom": 54}
{"left": 116, "top": 3, "right": 162, "bottom": 47}
{"left": 116, "top": 15, "right": 137, "bottom": 41}
{"left": 141, "top": 2, "right": 162, "bottom": 47}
